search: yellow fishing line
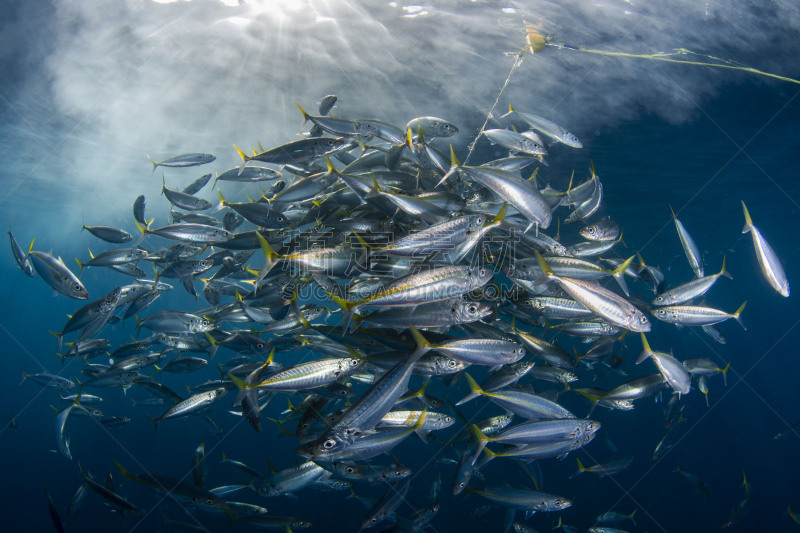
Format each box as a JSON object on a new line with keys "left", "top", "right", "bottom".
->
{"left": 518, "top": 20, "right": 800, "bottom": 84}
{"left": 554, "top": 44, "right": 800, "bottom": 85}
{"left": 466, "top": 22, "right": 799, "bottom": 165}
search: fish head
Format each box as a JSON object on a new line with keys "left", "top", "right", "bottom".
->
{"left": 332, "top": 462, "right": 365, "bottom": 479}
{"left": 467, "top": 214, "right": 485, "bottom": 232}
{"left": 651, "top": 294, "right": 668, "bottom": 306}
{"left": 524, "top": 298, "right": 546, "bottom": 313}
{"left": 452, "top": 300, "right": 493, "bottom": 323}
{"left": 383, "top": 466, "right": 413, "bottom": 481}
{"left": 467, "top": 267, "right": 493, "bottom": 290}
{"left": 580, "top": 225, "right": 600, "bottom": 240}
{"left": 564, "top": 133, "right": 583, "bottom": 149}
{"left": 584, "top": 420, "right": 602, "bottom": 436}
{"left": 66, "top": 278, "right": 90, "bottom": 300}
{"left": 550, "top": 496, "right": 572, "bottom": 510}
{"left": 214, "top": 229, "right": 233, "bottom": 242}
{"left": 613, "top": 400, "right": 635, "bottom": 410}
{"left": 435, "top": 356, "right": 466, "bottom": 375}
{"left": 628, "top": 311, "right": 652, "bottom": 332}
{"left": 190, "top": 316, "right": 217, "bottom": 333}
{"left": 297, "top": 430, "right": 350, "bottom": 460}
{"left": 433, "top": 121, "right": 459, "bottom": 137}
{"left": 193, "top": 493, "right": 227, "bottom": 511}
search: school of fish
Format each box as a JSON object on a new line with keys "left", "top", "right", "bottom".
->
{"left": 9, "top": 95, "right": 791, "bottom": 532}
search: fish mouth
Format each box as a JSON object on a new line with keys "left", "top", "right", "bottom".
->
{"left": 295, "top": 444, "right": 315, "bottom": 458}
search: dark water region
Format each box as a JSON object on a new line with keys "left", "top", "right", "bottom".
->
{"left": 2, "top": 3, "right": 800, "bottom": 533}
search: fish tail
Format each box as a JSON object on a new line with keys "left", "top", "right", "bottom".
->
{"left": 611, "top": 255, "right": 634, "bottom": 297}
{"left": 469, "top": 423, "right": 491, "bottom": 457}
{"left": 255, "top": 232, "right": 281, "bottom": 286}
{"left": 741, "top": 200, "right": 754, "bottom": 233}
{"left": 266, "top": 417, "right": 296, "bottom": 437}
{"left": 409, "top": 326, "right": 433, "bottom": 353}
{"left": 720, "top": 361, "right": 732, "bottom": 386}
{"left": 217, "top": 190, "right": 228, "bottom": 211}
{"left": 227, "top": 372, "right": 249, "bottom": 391}
{"left": 435, "top": 145, "right": 461, "bottom": 188}
{"left": 616, "top": 229, "right": 626, "bottom": 249}
{"left": 412, "top": 408, "right": 429, "bottom": 442}
{"left": 364, "top": 177, "right": 382, "bottom": 200}
{"left": 233, "top": 145, "right": 251, "bottom": 176}
{"left": 48, "top": 330, "right": 64, "bottom": 351}
{"left": 112, "top": 459, "right": 134, "bottom": 480}
{"left": 74, "top": 257, "right": 85, "bottom": 277}
{"left": 296, "top": 103, "right": 311, "bottom": 125}
{"left": 636, "top": 332, "right": 653, "bottom": 364}
{"left": 456, "top": 373, "right": 484, "bottom": 406}
{"left": 133, "top": 219, "right": 149, "bottom": 236}
{"left": 233, "top": 144, "right": 250, "bottom": 163}
{"left": 629, "top": 508, "right": 638, "bottom": 525}
{"left": 204, "top": 332, "right": 219, "bottom": 359}
{"left": 322, "top": 290, "right": 358, "bottom": 333}
{"left": 145, "top": 413, "right": 159, "bottom": 432}
{"left": 147, "top": 155, "right": 158, "bottom": 173}
{"left": 499, "top": 103, "right": 514, "bottom": 119}
{"left": 568, "top": 457, "right": 586, "bottom": 479}
{"left": 487, "top": 203, "right": 508, "bottom": 227}
{"left": 732, "top": 301, "right": 747, "bottom": 331}
{"left": 533, "top": 250, "right": 555, "bottom": 287}
{"left": 719, "top": 255, "right": 733, "bottom": 280}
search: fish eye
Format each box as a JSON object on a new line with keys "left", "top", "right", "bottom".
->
{"left": 448, "top": 360, "right": 458, "bottom": 367}
{"left": 323, "top": 439, "right": 336, "bottom": 449}
{"left": 206, "top": 499, "right": 214, "bottom": 505}
{"left": 468, "top": 305, "right": 477, "bottom": 313}
{"left": 555, "top": 499, "right": 562, "bottom": 506}
{"left": 640, "top": 316, "right": 648, "bottom": 323}
{"left": 74, "top": 284, "right": 81, "bottom": 291}
{"left": 346, "top": 466, "right": 355, "bottom": 473}
{"left": 479, "top": 268, "right": 487, "bottom": 276}
{"left": 351, "top": 359, "right": 360, "bottom": 366}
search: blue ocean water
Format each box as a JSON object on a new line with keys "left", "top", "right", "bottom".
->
{"left": 2, "top": 2, "right": 800, "bottom": 532}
